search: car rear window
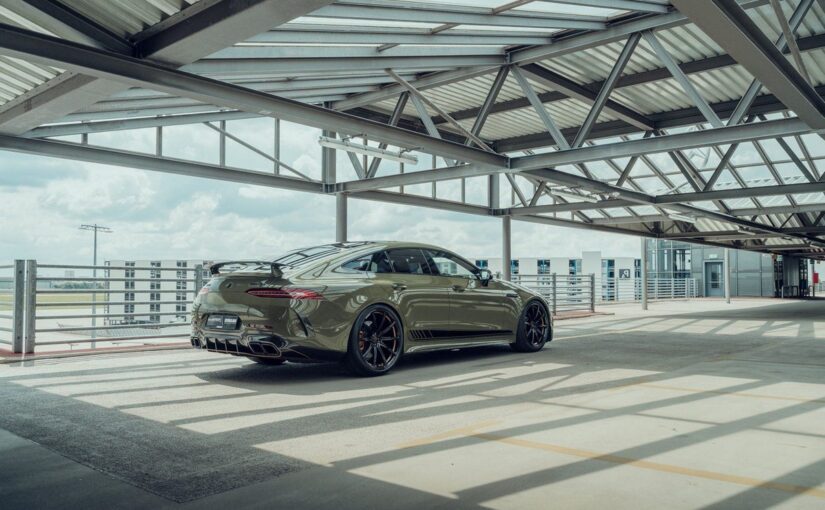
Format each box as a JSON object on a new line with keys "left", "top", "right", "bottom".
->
{"left": 386, "top": 249, "right": 432, "bottom": 275}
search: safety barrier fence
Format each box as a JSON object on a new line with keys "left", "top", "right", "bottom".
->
{"left": 513, "top": 275, "right": 699, "bottom": 312}
{"left": 511, "top": 274, "right": 596, "bottom": 314}
{"left": 4, "top": 260, "right": 203, "bottom": 354}
{"left": 0, "top": 261, "right": 17, "bottom": 349}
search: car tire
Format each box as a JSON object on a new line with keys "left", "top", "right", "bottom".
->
{"left": 511, "top": 300, "right": 551, "bottom": 353}
{"left": 249, "top": 357, "right": 285, "bottom": 365}
{"left": 345, "top": 304, "right": 404, "bottom": 377}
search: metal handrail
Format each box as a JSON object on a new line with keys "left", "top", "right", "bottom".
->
{"left": 39, "top": 264, "right": 200, "bottom": 271}
{"left": 36, "top": 277, "right": 196, "bottom": 283}
{"left": 36, "top": 322, "right": 189, "bottom": 333}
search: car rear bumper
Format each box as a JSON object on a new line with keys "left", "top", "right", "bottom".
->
{"left": 190, "top": 329, "right": 345, "bottom": 362}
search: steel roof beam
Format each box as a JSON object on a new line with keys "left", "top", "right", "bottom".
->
{"left": 307, "top": 1, "right": 608, "bottom": 31}
{"left": 511, "top": 117, "right": 808, "bottom": 170}
{"left": 671, "top": 0, "right": 825, "bottom": 130}
{"left": 520, "top": 62, "right": 652, "bottom": 131}
{"left": 0, "top": 0, "right": 335, "bottom": 135}
{"left": 184, "top": 55, "right": 504, "bottom": 78}
{"left": 0, "top": 24, "right": 506, "bottom": 167}
{"left": 573, "top": 32, "right": 642, "bottom": 145}
{"left": 535, "top": 1, "right": 671, "bottom": 13}
{"left": 0, "top": 133, "right": 322, "bottom": 192}
{"left": 0, "top": 0, "right": 132, "bottom": 53}
{"left": 251, "top": 26, "right": 555, "bottom": 46}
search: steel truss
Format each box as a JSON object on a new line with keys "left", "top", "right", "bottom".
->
{"left": 1, "top": 0, "right": 825, "bottom": 259}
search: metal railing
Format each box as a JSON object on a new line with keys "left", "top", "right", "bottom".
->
{"left": 0, "top": 261, "right": 19, "bottom": 350}
{"left": 600, "top": 277, "right": 699, "bottom": 302}
{"left": 512, "top": 274, "right": 596, "bottom": 314}
{"left": 513, "top": 275, "right": 698, "bottom": 312}
{"left": 5, "top": 260, "right": 203, "bottom": 354}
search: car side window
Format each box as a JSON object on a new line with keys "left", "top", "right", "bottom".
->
{"left": 424, "top": 250, "right": 477, "bottom": 278}
{"left": 386, "top": 249, "right": 432, "bottom": 275}
{"left": 339, "top": 251, "right": 392, "bottom": 273}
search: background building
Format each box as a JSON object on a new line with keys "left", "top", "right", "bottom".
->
{"left": 645, "top": 240, "right": 821, "bottom": 298}
{"left": 476, "top": 251, "right": 641, "bottom": 302}
{"left": 105, "top": 260, "right": 211, "bottom": 325}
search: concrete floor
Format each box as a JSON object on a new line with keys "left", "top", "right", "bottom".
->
{"left": 0, "top": 298, "right": 823, "bottom": 509}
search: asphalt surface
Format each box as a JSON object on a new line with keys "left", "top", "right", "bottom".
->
{"left": 1, "top": 299, "right": 823, "bottom": 509}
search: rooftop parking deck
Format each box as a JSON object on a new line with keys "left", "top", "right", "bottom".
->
{"left": 1, "top": 298, "right": 823, "bottom": 510}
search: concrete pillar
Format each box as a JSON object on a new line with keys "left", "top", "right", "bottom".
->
{"left": 336, "top": 193, "right": 347, "bottom": 243}
{"left": 502, "top": 215, "right": 511, "bottom": 282}
{"left": 724, "top": 248, "right": 731, "bottom": 304}
{"left": 641, "top": 237, "right": 648, "bottom": 311}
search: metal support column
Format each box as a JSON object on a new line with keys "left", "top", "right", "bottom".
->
{"left": 273, "top": 118, "right": 280, "bottom": 174}
{"left": 336, "top": 193, "right": 348, "bottom": 243}
{"left": 641, "top": 237, "right": 648, "bottom": 310}
{"left": 155, "top": 126, "right": 162, "bottom": 156}
{"left": 11, "top": 260, "right": 24, "bottom": 353}
{"left": 812, "top": 259, "right": 816, "bottom": 297}
{"left": 502, "top": 215, "right": 511, "bottom": 282}
{"left": 219, "top": 120, "right": 226, "bottom": 167}
{"left": 590, "top": 274, "right": 596, "bottom": 312}
{"left": 724, "top": 248, "right": 732, "bottom": 304}
{"left": 23, "top": 260, "right": 36, "bottom": 354}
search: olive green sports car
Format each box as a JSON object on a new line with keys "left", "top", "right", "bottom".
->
{"left": 191, "top": 241, "right": 552, "bottom": 376}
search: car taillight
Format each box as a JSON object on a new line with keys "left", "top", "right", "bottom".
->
{"left": 246, "top": 288, "right": 323, "bottom": 300}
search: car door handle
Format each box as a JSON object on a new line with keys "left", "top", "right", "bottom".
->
{"left": 452, "top": 285, "right": 466, "bottom": 292}
{"left": 505, "top": 292, "right": 518, "bottom": 298}
{"left": 392, "top": 283, "right": 407, "bottom": 291}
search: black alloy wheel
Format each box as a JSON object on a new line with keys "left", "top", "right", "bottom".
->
{"left": 346, "top": 304, "right": 403, "bottom": 376}
{"left": 512, "top": 300, "right": 550, "bottom": 352}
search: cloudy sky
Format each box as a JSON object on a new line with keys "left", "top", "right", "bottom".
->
{"left": 0, "top": 117, "right": 642, "bottom": 265}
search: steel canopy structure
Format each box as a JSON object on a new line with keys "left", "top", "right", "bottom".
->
{"left": 1, "top": 0, "right": 825, "bottom": 260}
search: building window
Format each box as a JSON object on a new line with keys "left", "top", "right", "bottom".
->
{"left": 475, "top": 260, "right": 488, "bottom": 269}
{"left": 510, "top": 259, "right": 519, "bottom": 276}
{"left": 125, "top": 261, "right": 135, "bottom": 279}
{"left": 150, "top": 261, "right": 161, "bottom": 279}
{"left": 569, "top": 259, "right": 581, "bottom": 275}
{"left": 150, "top": 281, "right": 160, "bottom": 290}
{"left": 124, "top": 304, "right": 134, "bottom": 314}
{"left": 634, "top": 259, "right": 641, "bottom": 278}
{"left": 125, "top": 280, "right": 135, "bottom": 290}
{"left": 149, "top": 315, "right": 160, "bottom": 323}
{"left": 601, "top": 259, "right": 615, "bottom": 279}
{"left": 125, "top": 292, "right": 134, "bottom": 302}
{"left": 150, "top": 292, "right": 160, "bottom": 301}
{"left": 176, "top": 281, "right": 187, "bottom": 290}
{"left": 537, "top": 259, "right": 551, "bottom": 275}
{"left": 149, "top": 303, "right": 160, "bottom": 312}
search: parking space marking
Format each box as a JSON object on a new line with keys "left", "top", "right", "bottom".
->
{"left": 402, "top": 427, "right": 825, "bottom": 500}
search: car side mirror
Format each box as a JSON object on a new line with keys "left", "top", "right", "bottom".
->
{"left": 478, "top": 269, "right": 493, "bottom": 286}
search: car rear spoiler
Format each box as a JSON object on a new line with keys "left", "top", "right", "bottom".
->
{"left": 209, "top": 261, "right": 288, "bottom": 278}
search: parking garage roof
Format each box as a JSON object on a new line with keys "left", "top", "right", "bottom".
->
{"left": 1, "top": 1, "right": 825, "bottom": 258}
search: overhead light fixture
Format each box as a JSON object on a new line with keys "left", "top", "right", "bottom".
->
{"left": 547, "top": 188, "right": 600, "bottom": 203}
{"left": 318, "top": 136, "right": 418, "bottom": 165}
{"left": 666, "top": 212, "right": 697, "bottom": 224}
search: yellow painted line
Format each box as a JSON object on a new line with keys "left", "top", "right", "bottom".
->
{"left": 471, "top": 432, "right": 825, "bottom": 500}
{"left": 397, "top": 419, "right": 502, "bottom": 449}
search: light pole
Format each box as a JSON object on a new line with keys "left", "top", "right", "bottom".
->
{"left": 80, "top": 224, "right": 112, "bottom": 348}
